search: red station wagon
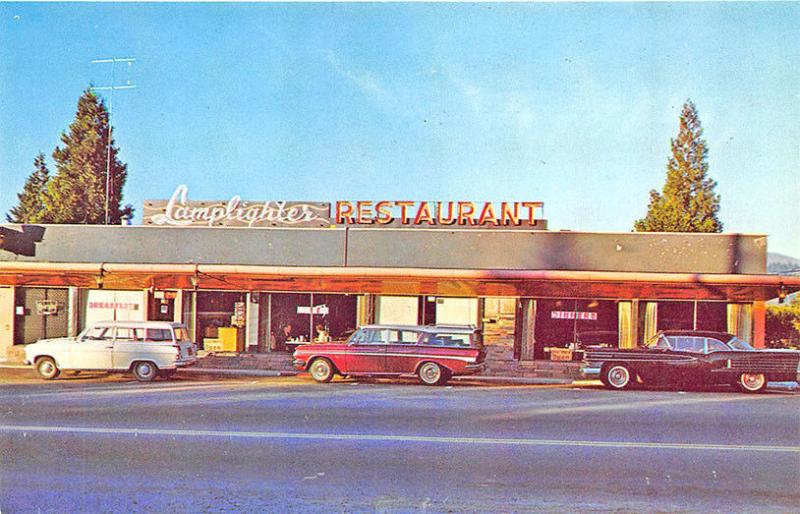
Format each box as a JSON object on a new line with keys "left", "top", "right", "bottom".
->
{"left": 292, "top": 324, "right": 486, "bottom": 385}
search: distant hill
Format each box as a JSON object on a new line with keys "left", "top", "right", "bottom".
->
{"left": 768, "top": 252, "right": 800, "bottom": 275}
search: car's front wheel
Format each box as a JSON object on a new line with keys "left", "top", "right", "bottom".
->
{"left": 132, "top": 361, "right": 158, "bottom": 382}
{"left": 309, "top": 358, "right": 334, "bottom": 383}
{"left": 418, "top": 362, "right": 450, "bottom": 386}
{"left": 36, "top": 357, "right": 60, "bottom": 380}
{"left": 602, "top": 363, "right": 633, "bottom": 390}
{"left": 736, "top": 372, "right": 767, "bottom": 393}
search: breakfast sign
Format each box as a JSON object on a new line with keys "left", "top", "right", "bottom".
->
{"left": 143, "top": 185, "right": 545, "bottom": 229}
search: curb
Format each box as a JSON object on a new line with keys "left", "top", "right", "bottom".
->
{"left": 182, "top": 368, "right": 298, "bottom": 378}
{"left": 2, "top": 364, "right": 794, "bottom": 390}
{"left": 186, "top": 368, "right": 576, "bottom": 385}
{"left": 0, "top": 364, "right": 578, "bottom": 384}
{"left": 452, "top": 375, "right": 574, "bottom": 385}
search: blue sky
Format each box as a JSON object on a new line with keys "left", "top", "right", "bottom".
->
{"left": 1, "top": 3, "right": 798, "bottom": 256}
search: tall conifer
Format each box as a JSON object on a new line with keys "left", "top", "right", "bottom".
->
{"left": 44, "top": 89, "right": 132, "bottom": 224}
{"left": 6, "top": 153, "right": 50, "bottom": 223}
{"left": 635, "top": 100, "right": 722, "bottom": 232}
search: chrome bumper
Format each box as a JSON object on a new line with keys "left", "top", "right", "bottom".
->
{"left": 462, "top": 362, "right": 486, "bottom": 375}
{"left": 581, "top": 365, "right": 602, "bottom": 379}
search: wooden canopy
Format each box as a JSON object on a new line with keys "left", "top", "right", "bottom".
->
{"left": 0, "top": 262, "right": 797, "bottom": 301}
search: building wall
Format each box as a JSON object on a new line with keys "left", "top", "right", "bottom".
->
{"left": 435, "top": 298, "right": 479, "bottom": 325}
{"left": 0, "top": 225, "right": 767, "bottom": 274}
{"left": 84, "top": 290, "right": 146, "bottom": 327}
{"left": 375, "top": 296, "right": 418, "bottom": 325}
{"left": 0, "top": 287, "right": 13, "bottom": 358}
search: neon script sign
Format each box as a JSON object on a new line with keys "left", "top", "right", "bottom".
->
{"left": 145, "top": 185, "right": 331, "bottom": 228}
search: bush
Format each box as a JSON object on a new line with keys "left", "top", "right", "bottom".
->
{"left": 765, "top": 298, "right": 800, "bottom": 349}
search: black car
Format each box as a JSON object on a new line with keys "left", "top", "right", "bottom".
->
{"left": 583, "top": 330, "right": 800, "bottom": 393}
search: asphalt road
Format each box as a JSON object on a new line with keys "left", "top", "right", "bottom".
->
{"left": 0, "top": 369, "right": 798, "bottom": 513}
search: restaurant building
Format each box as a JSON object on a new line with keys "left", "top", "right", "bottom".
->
{"left": 1, "top": 188, "right": 798, "bottom": 373}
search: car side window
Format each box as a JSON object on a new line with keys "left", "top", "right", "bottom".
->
{"left": 400, "top": 331, "right": 420, "bottom": 344}
{"left": 115, "top": 328, "right": 139, "bottom": 342}
{"left": 350, "top": 329, "right": 386, "bottom": 345}
{"left": 388, "top": 330, "right": 419, "bottom": 345}
{"left": 439, "top": 333, "right": 471, "bottom": 347}
{"left": 419, "top": 333, "right": 446, "bottom": 346}
{"left": 705, "top": 338, "right": 728, "bottom": 353}
{"left": 85, "top": 327, "right": 112, "bottom": 341}
{"left": 145, "top": 328, "right": 173, "bottom": 342}
{"left": 673, "top": 336, "right": 704, "bottom": 353}
{"left": 663, "top": 336, "right": 678, "bottom": 349}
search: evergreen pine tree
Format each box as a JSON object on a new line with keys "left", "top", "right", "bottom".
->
{"left": 6, "top": 153, "right": 50, "bottom": 223}
{"left": 634, "top": 100, "right": 722, "bottom": 232}
{"left": 43, "top": 89, "right": 132, "bottom": 224}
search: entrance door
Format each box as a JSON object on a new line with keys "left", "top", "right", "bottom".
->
{"left": 14, "top": 288, "right": 69, "bottom": 344}
{"left": 149, "top": 292, "right": 176, "bottom": 321}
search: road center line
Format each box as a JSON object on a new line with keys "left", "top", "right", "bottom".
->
{"left": 1, "top": 424, "right": 798, "bottom": 453}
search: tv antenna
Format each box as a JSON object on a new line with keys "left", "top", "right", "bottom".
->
{"left": 90, "top": 57, "right": 137, "bottom": 224}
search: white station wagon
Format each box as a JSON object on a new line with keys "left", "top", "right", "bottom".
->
{"left": 24, "top": 321, "right": 198, "bottom": 382}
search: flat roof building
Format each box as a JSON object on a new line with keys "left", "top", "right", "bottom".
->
{"left": 2, "top": 222, "right": 798, "bottom": 371}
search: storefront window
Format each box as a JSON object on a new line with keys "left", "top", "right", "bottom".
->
{"left": 196, "top": 291, "right": 246, "bottom": 349}
{"left": 533, "top": 299, "right": 618, "bottom": 359}
{"left": 483, "top": 297, "right": 517, "bottom": 347}
{"left": 696, "top": 302, "right": 727, "bottom": 332}
{"left": 269, "top": 293, "right": 358, "bottom": 352}
{"left": 656, "top": 301, "right": 694, "bottom": 331}
{"left": 311, "top": 294, "right": 357, "bottom": 341}
{"left": 270, "top": 293, "right": 310, "bottom": 352}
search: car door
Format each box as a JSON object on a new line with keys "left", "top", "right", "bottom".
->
{"left": 632, "top": 333, "right": 672, "bottom": 383}
{"left": 703, "top": 337, "right": 734, "bottom": 384}
{"left": 345, "top": 328, "right": 387, "bottom": 373}
{"left": 668, "top": 336, "right": 705, "bottom": 384}
{"left": 384, "top": 329, "right": 422, "bottom": 374}
{"left": 71, "top": 326, "right": 114, "bottom": 370}
{"left": 111, "top": 326, "right": 144, "bottom": 370}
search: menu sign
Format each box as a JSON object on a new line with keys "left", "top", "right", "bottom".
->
{"left": 143, "top": 185, "right": 545, "bottom": 229}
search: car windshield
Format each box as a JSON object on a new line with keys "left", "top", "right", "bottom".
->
{"left": 645, "top": 334, "right": 671, "bottom": 349}
{"left": 726, "top": 337, "right": 755, "bottom": 351}
{"left": 83, "top": 326, "right": 112, "bottom": 340}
